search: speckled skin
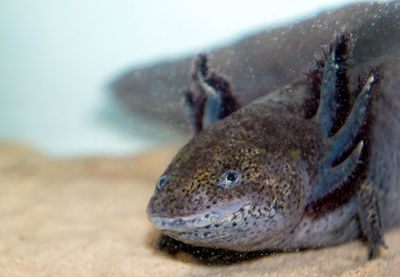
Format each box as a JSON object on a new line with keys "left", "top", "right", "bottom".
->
{"left": 147, "top": 33, "right": 400, "bottom": 258}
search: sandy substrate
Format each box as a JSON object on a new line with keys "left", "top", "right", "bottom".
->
{"left": 0, "top": 142, "right": 399, "bottom": 276}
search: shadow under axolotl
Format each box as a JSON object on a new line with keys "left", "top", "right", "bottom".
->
{"left": 147, "top": 233, "right": 278, "bottom": 265}
{"left": 145, "top": 228, "right": 377, "bottom": 266}
{"left": 146, "top": 230, "right": 336, "bottom": 265}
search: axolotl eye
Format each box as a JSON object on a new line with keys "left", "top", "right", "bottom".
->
{"left": 157, "top": 175, "right": 168, "bottom": 190}
{"left": 218, "top": 170, "right": 240, "bottom": 188}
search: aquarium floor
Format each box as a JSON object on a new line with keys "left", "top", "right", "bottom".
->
{"left": 0, "top": 142, "right": 399, "bottom": 277}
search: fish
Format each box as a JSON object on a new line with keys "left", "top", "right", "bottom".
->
{"left": 146, "top": 31, "right": 400, "bottom": 260}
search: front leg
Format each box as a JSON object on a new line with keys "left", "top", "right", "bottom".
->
{"left": 357, "top": 179, "right": 387, "bottom": 259}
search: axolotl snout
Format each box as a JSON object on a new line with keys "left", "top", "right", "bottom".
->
{"left": 147, "top": 32, "right": 399, "bottom": 259}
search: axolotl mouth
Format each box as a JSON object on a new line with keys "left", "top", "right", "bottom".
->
{"left": 146, "top": 200, "right": 279, "bottom": 249}
{"left": 148, "top": 199, "right": 248, "bottom": 232}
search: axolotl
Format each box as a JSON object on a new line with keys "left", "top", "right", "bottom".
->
{"left": 146, "top": 32, "right": 400, "bottom": 259}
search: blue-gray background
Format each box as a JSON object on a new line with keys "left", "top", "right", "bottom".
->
{"left": 0, "top": 0, "right": 382, "bottom": 156}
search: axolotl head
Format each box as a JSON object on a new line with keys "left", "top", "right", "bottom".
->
{"left": 146, "top": 110, "right": 312, "bottom": 251}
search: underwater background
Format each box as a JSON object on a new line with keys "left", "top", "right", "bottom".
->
{"left": 0, "top": 0, "right": 385, "bottom": 157}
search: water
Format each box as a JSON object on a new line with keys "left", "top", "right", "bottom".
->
{"left": 0, "top": 0, "right": 378, "bottom": 157}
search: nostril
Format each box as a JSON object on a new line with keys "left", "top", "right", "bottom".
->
{"left": 147, "top": 197, "right": 164, "bottom": 217}
{"left": 153, "top": 198, "right": 163, "bottom": 212}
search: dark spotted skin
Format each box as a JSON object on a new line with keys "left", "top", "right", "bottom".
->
{"left": 147, "top": 32, "right": 399, "bottom": 259}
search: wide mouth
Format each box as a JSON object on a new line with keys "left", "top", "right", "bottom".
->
{"left": 148, "top": 200, "right": 249, "bottom": 232}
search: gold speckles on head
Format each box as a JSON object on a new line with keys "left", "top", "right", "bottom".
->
{"left": 186, "top": 169, "right": 213, "bottom": 192}
{"left": 288, "top": 148, "right": 301, "bottom": 161}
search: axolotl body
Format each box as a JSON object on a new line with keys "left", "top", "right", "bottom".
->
{"left": 146, "top": 32, "right": 400, "bottom": 259}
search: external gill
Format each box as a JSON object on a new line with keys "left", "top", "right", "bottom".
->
{"left": 311, "top": 31, "right": 385, "bottom": 259}
{"left": 311, "top": 75, "right": 376, "bottom": 202}
{"left": 184, "top": 54, "right": 240, "bottom": 134}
